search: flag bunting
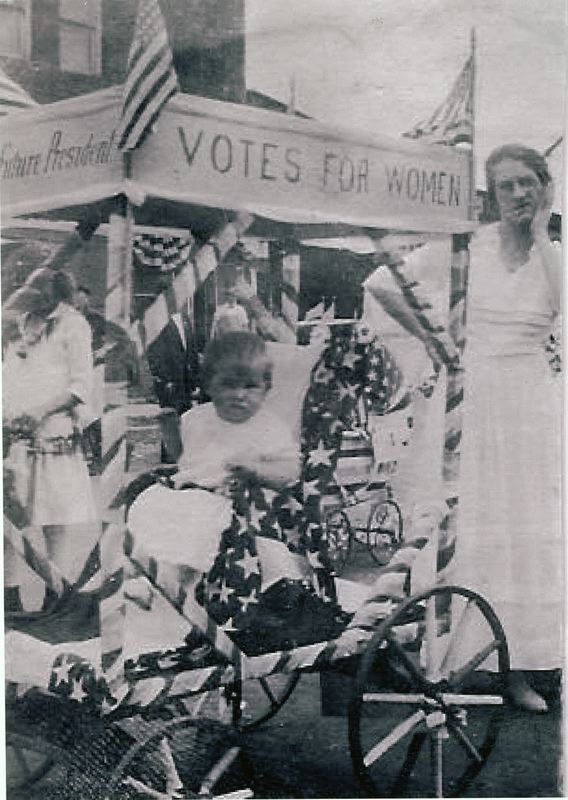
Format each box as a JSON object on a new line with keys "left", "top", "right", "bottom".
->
{"left": 133, "top": 234, "right": 194, "bottom": 273}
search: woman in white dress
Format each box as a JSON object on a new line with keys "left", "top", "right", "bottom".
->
{"left": 3, "top": 268, "right": 98, "bottom": 607}
{"left": 363, "top": 144, "right": 562, "bottom": 712}
{"left": 455, "top": 145, "right": 562, "bottom": 712}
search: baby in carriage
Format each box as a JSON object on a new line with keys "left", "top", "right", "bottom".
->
{"left": 126, "top": 331, "right": 302, "bottom": 609}
{"left": 176, "top": 331, "right": 299, "bottom": 496}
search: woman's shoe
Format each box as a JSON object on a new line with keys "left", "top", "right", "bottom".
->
{"left": 508, "top": 672, "right": 548, "bottom": 713}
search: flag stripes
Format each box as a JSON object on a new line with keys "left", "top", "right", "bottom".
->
{"left": 129, "top": 213, "right": 254, "bottom": 356}
{"left": 442, "top": 237, "right": 470, "bottom": 537}
{"left": 99, "top": 214, "right": 254, "bottom": 543}
{"left": 403, "top": 55, "right": 473, "bottom": 147}
{"left": 98, "top": 214, "right": 254, "bottom": 699}
{"left": 377, "top": 247, "right": 459, "bottom": 369}
{"left": 117, "top": 0, "right": 179, "bottom": 151}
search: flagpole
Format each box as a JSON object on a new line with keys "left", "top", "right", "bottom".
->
{"left": 443, "top": 28, "right": 475, "bottom": 549}
{"left": 468, "top": 27, "right": 476, "bottom": 222}
{"left": 544, "top": 136, "right": 563, "bottom": 159}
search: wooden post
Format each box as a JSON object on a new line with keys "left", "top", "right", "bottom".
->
{"left": 106, "top": 197, "right": 133, "bottom": 330}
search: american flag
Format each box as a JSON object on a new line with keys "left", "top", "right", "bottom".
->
{"left": 403, "top": 54, "right": 473, "bottom": 147}
{"left": 117, "top": 0, "right": 179, "bottom": 151}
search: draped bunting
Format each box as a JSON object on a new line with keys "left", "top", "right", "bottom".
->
{"left": 132, "top": 233, "right": 194, "bottom": 273}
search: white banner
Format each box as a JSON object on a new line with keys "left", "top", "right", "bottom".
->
{"left": 1, "top": 88, "right": 474, "bottom": 233}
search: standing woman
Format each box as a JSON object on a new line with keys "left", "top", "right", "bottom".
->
{"left": 3, "top": 267, "right": 98, "bottom": 598}
{"left": 455, "top": 145, "right": 562, "bottom": 712}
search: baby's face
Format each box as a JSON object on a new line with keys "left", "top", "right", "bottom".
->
{"left": 209, "top": 358, "right": 269, "bottom": 423}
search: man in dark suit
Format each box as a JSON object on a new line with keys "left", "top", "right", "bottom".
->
{"left": 146, "top": 310, "right": 201, "bottom": 417}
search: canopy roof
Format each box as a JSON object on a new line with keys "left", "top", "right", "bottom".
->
{"left": 0, "top": 86, "right": 475, "bottom": 235}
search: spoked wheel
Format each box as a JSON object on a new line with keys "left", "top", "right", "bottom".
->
{"left": 106, "top": 715, "right": 249, "bottom": 799}
{"left": 366, "top": 499, "right": 403, "bottom": 566}
{"left": 6, "top": 731, "right": 56, "bottom": 791}
{"left": 323, "top": 509, "right": 353, "bottom": 575}
{"left": 231, "top": 672, "right": 301, "bottom": 732}
{"left": 349, "top": 585, "right": 509, "bottom": 798}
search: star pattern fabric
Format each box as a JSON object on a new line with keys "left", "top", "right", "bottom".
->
{"left": 49, "top": 653, "right": 116, "bottom": 711}
{"left": 195, "top": 330, "right": 404, "bottom": 639}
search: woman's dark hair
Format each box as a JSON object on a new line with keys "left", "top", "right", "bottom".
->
{"left": 201, "top": 331, "right": 273, "bottom": 392}
{"left": 51, "top": 270, "right": 75, "bottom": 304}
{"left": 485, "top": 144, "right": 551, "bottom": 221}
{"left": 23, "top": 267, "right": 75, "bottom": 310}
{"left": 22, "top": 267, "right": 55, "bottom": 312}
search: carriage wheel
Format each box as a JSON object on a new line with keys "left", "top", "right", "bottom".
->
{"left": 366, "top": 499, "right": 403, "bottom": 566}
{"left": 6, "top": 731, "right": 56, "bottom": 791}
{"left": 323, "top": 509, "right": 353, "bottom": 576}
{"left": 349, "top": 585, "right": 509, "bottom": 797}
{"left": 231, "top": 672, "right": 301, "bottom": 732}
{"left": 106, "top": 715, "right": 248, "bottom": 799}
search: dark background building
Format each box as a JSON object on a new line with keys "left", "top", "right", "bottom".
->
{"left": 0, "top": 0, "right": 245, "bottom": 104}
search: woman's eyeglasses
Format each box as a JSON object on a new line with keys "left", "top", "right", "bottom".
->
{"left": 496, "top": 176, "right": 539, "bottom": 194}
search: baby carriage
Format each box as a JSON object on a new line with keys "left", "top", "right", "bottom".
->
{"left": 318, "top": 324, "right": 430, "bottom": 575}
{"left": 4, "top": 330, "right": 510, "bottom": 799}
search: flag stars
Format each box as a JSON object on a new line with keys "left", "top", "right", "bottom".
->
{"left": 308, "top": 441, "right": 335, "bottom": 468}
{"left": 218, "top": 582, "right": 232, "bottom": 605}
{"left": 338, "top": 382, "right": 358, "bottom": 401}
{"left": 239, "top": 590, "right": 258, "bottom": 614}
{"left": 248, "top": 503, "right": 266, "bottom": 530}
{"left": 52, "top": 656, "right": 72, "bottom": 685}
{"left": 280, "top": 496, "right": 303, "bottom": 514}
{"left": 329, "top": 419, "right": 343, "bottom": 435}
{"left": 302, "top": 479, "right": 322, "bottom": 499}
{"left": 70, "top": 680, "right": 87, "bottom": 702}
{"left": 312, "top": 364, "right": 334, "bottom": 383}
{"left": 341, "top": 351, "right": 360, "bottom": 370}
{"left": 235, "top": 550, "right": 259, "bottom": 580}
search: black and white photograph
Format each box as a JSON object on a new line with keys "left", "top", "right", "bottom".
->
{"left": 1, "top": 1, "right": 565, "bottom": 797}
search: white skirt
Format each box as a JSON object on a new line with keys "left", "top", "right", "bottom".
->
{"left": 454, "top": 349, "right": 563, "bottom": 670}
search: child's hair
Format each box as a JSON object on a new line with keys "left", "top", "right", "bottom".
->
{"left": 201, "top": 331, "right": 273, "bottom": 391}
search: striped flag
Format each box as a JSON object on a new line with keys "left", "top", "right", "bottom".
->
{"left": 403, "top": 55, "right": 473, "bottom": 147}
{"left": 117, "top": 0, "right": 179, "bottom": 151}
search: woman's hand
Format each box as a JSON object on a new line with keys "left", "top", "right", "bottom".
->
{"left": 423, "top": 335, "right": 444, "bottom": 370}
{"left": 531, "top": 180, "right": 561, "bottom": 312}
{"left": 226, "top": 451, "right": 300, "bottom": 492}
{"left": 532, "top": 181, "right": 554, "bottom": 241}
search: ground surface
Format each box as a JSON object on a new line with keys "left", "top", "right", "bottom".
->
{"left": 7, "top": 542, "right": 564, "bottom": 799}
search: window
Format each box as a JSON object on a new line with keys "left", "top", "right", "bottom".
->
{"left": 59, "top": 0, "right": 101, "bottom": 75}
{"left": 0, "top": 0, "right": 31, "bottom": 59}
